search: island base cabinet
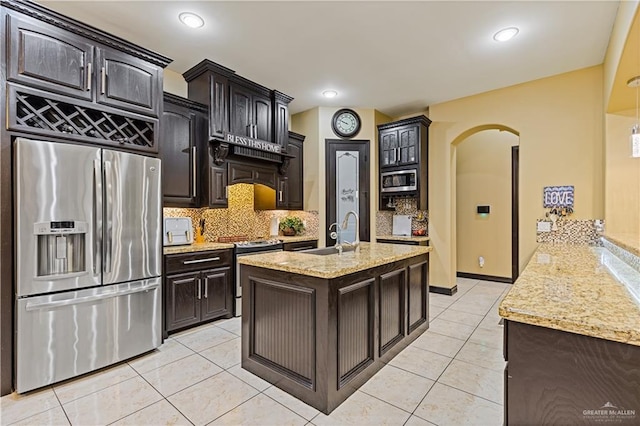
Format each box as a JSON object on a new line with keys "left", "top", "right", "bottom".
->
{"left": 241, "top": 254, "right": 429, "bottom": 414}
{"left": 505, "top": 320, "right": 640, "bottom": 425}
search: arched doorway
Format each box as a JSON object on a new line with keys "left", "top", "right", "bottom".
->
{"left": 452, "top": 125, "right": 520, "bottom": 283}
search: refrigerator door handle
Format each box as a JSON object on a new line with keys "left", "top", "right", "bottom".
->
{"left": 104, "top": 160, "right": 113, "bottom": 274}
{"left": 25, "top": 282, "right": 160, "bottom": 311}
{"left": 93, "top": 159, "right": 102, "bottom": 277}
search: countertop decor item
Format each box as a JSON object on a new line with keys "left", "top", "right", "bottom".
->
{"left": 279, "top": 216, "right": 305, "bottom": 236}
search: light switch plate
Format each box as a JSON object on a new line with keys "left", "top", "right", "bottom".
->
{"left": 537, "top": 221, "right": 552, "bottom": 232}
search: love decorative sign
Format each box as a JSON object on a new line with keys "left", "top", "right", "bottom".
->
{"left": 543, "top": 185, "right": 574, "bottom": 208}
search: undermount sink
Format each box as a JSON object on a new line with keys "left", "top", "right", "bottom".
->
{"left": 301, "top": 246, "right": 356, "bottom": 256}
{"left": 300, "top": 246, "right": 341, "bottom": 256}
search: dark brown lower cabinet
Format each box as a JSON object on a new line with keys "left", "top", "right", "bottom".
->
{"left": 504, "top": 320, "right": 640, "bottom": 425}
{"left": 164, "top": 249, "right": 233, "bottom": 335}
{"left": 201, "top": 267, "right": 232, "bottom": 321}
{"left": 241, "top": 253, "right": 429, "bottom": 414}
{"left": 165, "top": 272, "right": 201, "bottom": 331}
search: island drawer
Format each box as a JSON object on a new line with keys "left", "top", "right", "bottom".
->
{"left": 165, "top": 249, "right": 233, "bottom": 274}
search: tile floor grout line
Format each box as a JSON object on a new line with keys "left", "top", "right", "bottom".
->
{"left": 202, "top": 392, "right": 265, "bottom": 425}
{"left": 406, "top": 285, "right": 505, "bottom": 422}
{"left": 130, "top": 367, "right": 196, "bottom": 426}
{"left": 258, "top": 388, "right": 318, "bottom": 423}
{"left": 50, "top": 386, "right": 73, "bottom": 426}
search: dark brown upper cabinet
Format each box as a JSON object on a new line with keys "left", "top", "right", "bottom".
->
{"left": 7, "top": 12, "right": 164, "bottom": 118}
{"left": 96, "top": 47, "right": 162, "bottom": 117}
{"left": 273, "top": 91, "right": 293, "bottom": 150}
{"left": 229, "top": 81, "right": 272, "bottom": 142}
{"left": 160, "top": 93, "right": 229, "bottom": 209}
{"left": 378, "top": 116, "right": 431, "bottom": 211}
{"left": 183, "top": 60, "right": 292, "bottom": 149}
{"left": 379, "top": 120, "right": 428, "bottom": 168}
{"left": 160, "top": 93, "right": 206, "bottom": 207}
{"left": 3, "top": 1, "right": 170, "bottom": 153}
{"left": 280, "top": 131, "right": 305, "bottom": 210}
{"left": 7, "top": 14, "right": 95, "bottom": 102}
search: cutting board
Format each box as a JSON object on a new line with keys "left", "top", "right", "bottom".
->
{"left": 392, "top": 215, "right": 412, "bottom": 236}
{"left": 164, "top": 217, "right": 193, "bottom": 246}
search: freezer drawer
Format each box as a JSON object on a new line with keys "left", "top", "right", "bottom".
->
{"left": 16, "top": 278, "right": 161, "bottom": 393}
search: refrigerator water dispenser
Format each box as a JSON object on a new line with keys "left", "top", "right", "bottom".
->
{"left": 35, "top": 221, "right": 87, "bottom": 277}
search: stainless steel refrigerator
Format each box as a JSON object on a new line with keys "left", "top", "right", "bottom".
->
{"left": 14, "top": 137, "right": 162, "bottom": 393}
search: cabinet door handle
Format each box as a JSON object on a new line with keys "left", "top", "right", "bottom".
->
{"left": 183, "top": 257, "right": 220, "bottom": 265}
{"left": 204, "top": 278, "right": 208, "bottom": 298}
{"left": 225, "top": 186, "right": 228, "bottom": 199}
{"left": 86, "top": 62, "right": 92, "bottom": 91}
{"left": 192, "top": 146, "right": 197, "bottom": 198}
{"left": 279, "top": 190, "right": 283, "bottom": 202}
{"left": 100, "top": 66, "right": 106, "bottom": 94}
{"left": 396, "top": 147, "right": 400, "bottom": 162}
{"left": 197, "top": 278, "right": 202, "bottom": 300}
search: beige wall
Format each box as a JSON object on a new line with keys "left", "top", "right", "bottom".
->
{"left": 163, "top": 69, "right": 187, "bottom": 97}
{"left": 456, "top": 130, "right": 518, "bottom": 278}
{"left": 427, "top": 66, "right": 604, "bottom": 289}
{"left": 603, "top": 4, "right": 640, "bottom": 253}
{"left": 604, "top": 1, "right": 639, "bottom": 111}
{"left": 604, "top": 113, "right": 640, "bottom": 249}
{"left": 292, "top": 107, "right": 391, "bottom": 247}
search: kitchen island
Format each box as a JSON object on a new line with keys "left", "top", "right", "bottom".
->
{"left": 238, "top": 242, "right": 431, "bottom": 413}
{"left": 499, "top": 243, "right": 640, "bottom": 424}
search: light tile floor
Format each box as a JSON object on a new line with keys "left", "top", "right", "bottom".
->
{"left": 1, "top": 278, "right": 509, "bottom": 426}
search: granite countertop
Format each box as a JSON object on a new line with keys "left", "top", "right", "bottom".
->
{"left": 238, "top": 241, "right": 431, "bottom": 279}
{"left": 163, "top": 242, "right": 235, "bottom": 255}
{"left": 376, "top": 235, "right": 431, "bottom": 243}
{"left": 277, "top": 235, "right": 319, "bottom": 243}
{"left": 499, "top": 244, "right": 640, "bottom": 346}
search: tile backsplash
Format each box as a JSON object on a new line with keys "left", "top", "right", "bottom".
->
{"left": 535, "top": 219, "right": 602, "bottom": 245}
{"left": 376, "top": 197, "right": 428, "bottom": 236}
{"left": 164, "top": 184, "right": 318, "bottom": 242}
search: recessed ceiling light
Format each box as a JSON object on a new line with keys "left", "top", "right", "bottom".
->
{"left": 179, "top": 12, "right": 204, "bottom": 29}
{"left": 493, "top": 27, "right": 519, "bottom": 42}
{"left": 322, "top": 90, "right": 338, "bottom": 98}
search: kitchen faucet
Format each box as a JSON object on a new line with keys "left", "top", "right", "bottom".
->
{"left": 338, "top": 211, "right": 360, "bottom": 252}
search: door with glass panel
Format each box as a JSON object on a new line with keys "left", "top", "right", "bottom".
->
{"left": 325, "top": 140, "right": 370, "bottom": 245}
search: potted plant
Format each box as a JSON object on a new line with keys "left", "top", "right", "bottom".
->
{"left": 279, "top": 216, "right": 305, "bottom": 236}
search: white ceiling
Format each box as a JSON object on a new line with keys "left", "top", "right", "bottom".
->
{"left": 38, "top": 1, "right": 620, "bottom": 117}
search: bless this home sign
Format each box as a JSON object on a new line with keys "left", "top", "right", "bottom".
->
{"left": 543, "top": 185, "right": 574, "bottom": 208}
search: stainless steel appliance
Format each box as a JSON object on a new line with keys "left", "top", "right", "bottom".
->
{"left": 381, "top": 169, "right": 418, "bottom": 193}
{"left": 14, "top": 137, "right": 162, "bottom": 393}
{"left": 234, "top": 239, "right": 283, "bottom": 316}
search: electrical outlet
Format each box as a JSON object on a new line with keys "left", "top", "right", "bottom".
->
{"left": 479, "top": 256, "right": 485, "bottom": 268}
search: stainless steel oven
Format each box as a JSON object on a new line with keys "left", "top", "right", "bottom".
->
{"left": 234, "top": 240, "right": 283, "bottom": 316}
{"left": 381, "top": 169, "right": 418, "bottom": 193}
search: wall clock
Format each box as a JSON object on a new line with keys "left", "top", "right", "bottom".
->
{"left": 332, "top": 108, "right": 361, "bottom": 138}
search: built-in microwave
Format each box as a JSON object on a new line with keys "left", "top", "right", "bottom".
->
{"left": 381, "top": 169, "right": 418, "bottom": 193}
